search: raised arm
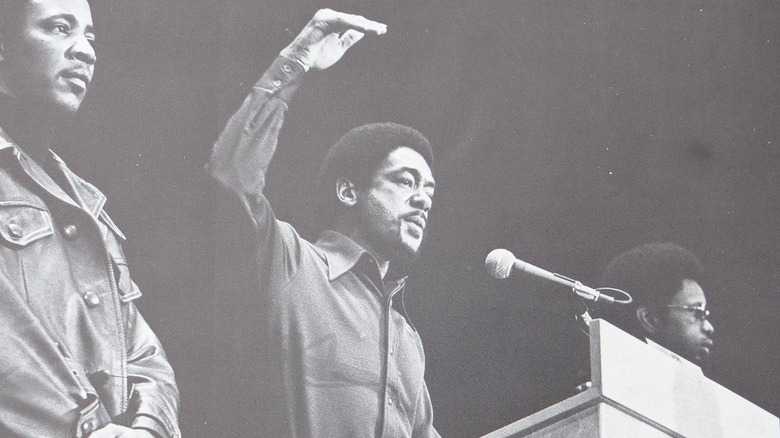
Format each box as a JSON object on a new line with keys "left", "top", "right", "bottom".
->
{"left": 207, "top": 9, "right": 386, "bottom": 198}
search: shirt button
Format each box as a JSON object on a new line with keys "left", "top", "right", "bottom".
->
{"left": 63, "top": 224, "right": 79, "bottom": 240}
{"left": 83, "top": 292, "right": 100, "bottom": 308}
{"left": 7, "top": 223, "right": 23, "bottom": 239}
{"left": 387, "top": 396, "right": 393, "bottom": 405}
{"left": 272, "top": 79, "right": 282, "bottom": 87}
{"left": 389, "top": 347, "right": 394, "bottom": 355}
{"left": 282, "top": 64, "right": 292, "bottom": 73}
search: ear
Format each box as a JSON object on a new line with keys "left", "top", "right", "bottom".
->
{"left": 636, "top": 306, "right": 663, "bottom": 335}
{"left": 335, "top": 177, "right": 357, "bottom": 207}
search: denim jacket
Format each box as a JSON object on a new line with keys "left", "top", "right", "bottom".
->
{"left": 0, "top": 128, "right": 180, "bottom": 438}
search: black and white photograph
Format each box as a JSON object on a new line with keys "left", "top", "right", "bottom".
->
{"left": 0, "top": 0, "right": 777, "bottom": 437}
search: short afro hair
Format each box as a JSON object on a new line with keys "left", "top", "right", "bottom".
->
{"left": 598, "top": 242, "right": 704, "bottom": 338}
{"left": 316, "top": 122, "right": 433, "bottom": 226}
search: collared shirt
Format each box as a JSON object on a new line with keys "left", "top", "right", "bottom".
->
{"left": 208, "top": 56, "right": 439, "bottom": 437}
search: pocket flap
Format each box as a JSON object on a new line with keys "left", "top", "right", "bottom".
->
{"left": 112, "top": 258, "right": 143, "bottom": 303}
{"left": 0, "top": 201, "right": 54, "bottom": 247}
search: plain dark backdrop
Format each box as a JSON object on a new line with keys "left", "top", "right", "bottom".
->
{"left": 58, "top": 1, "right": 778, "bottom": 436}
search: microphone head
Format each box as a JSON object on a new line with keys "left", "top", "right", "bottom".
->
{"left": 485, "top": 249, "right": 515, "bottom": 279}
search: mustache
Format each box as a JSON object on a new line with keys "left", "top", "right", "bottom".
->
{"left": 400, "top": 211, "right": 427, "bottom": 221}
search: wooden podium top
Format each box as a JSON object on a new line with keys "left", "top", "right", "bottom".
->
{"left": 483, "top": 319, "right": 779, "bottom": 438}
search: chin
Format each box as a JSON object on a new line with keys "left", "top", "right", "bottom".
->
{"left": 403, "top": 236, "right": 424, "bottom": 255}
{"left": 48, "top": 87, "right": 87, "bottom": 111}
{"left": 56, "top": 97, "right": 85, "bottom": 113}
{"left": 29, "top": 93, "right": 83, "bottom": 116}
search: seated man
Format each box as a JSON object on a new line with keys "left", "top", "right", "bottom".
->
{"left": 0, "top": 0, "right": 179, "bottom": 436}
{"left": 207, "top": 9, "right": 440, "bottom": 437}
{"left": 598, "top": 242, "right": 715, "bottom": 368}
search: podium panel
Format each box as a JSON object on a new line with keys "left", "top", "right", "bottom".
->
{"left": 518, "top": 403, "right": 673, "bottom": 438}
{"left": 483, "top": 319, "right": 779, "bottom": 438}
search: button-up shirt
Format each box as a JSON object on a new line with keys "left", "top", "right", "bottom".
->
{"left": 208, "top": 56, "right": 439, "bottom": 437}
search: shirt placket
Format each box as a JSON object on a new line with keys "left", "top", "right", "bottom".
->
{"left": 381, "top": 279, "right": 405, "bottom": 437}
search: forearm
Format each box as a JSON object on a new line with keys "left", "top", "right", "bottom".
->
{"left": 207, "top": 56, "right": 305, "bottom": 197}
{"left": 207, "top": 8, "right": 385, "bottom": 199}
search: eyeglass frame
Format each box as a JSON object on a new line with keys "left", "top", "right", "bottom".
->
{"left": 666, "top": 303, "right": 711, "bottom": 321}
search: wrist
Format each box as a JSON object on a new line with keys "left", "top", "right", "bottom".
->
{"left": 279, "top": 44, "right": 312, "bottom": 72}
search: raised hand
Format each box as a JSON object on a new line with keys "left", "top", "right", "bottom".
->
{"left": 279, "top": 9, "right": 387, "bottom": 71}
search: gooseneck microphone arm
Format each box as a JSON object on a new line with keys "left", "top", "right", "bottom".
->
{"left": 485, "top": 249, "right": 632, "bottom": 305}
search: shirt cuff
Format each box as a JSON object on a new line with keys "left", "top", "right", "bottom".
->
{"left": 253, "top": 55, "right": 306, "bottom": 104}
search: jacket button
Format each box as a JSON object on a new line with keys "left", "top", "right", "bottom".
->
{"left": 63, "top": 224, "right": 79, "bottom": 240}
{"left": 81, "top": 419, "right": 95, "bottom": 434}
{"left": 7, "top": 223, "right": 23, "bottom": 239}
{"left": 83, "top": 292, "right": 100, "bottom": 308}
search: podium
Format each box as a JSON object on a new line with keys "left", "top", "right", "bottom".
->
{"left": 482, "top": 319, "right": 779, "bottom": 438}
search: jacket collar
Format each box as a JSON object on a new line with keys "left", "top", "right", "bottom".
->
{"left": 0, "top": 127, "right": 106, "bottom": 220}
{"left": 47, "top": 151, "right": 107, "bottom": 218}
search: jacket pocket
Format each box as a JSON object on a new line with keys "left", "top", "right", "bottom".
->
{"left": 0, "top": 201, "right": 54, "bottom": 248}
{"left": 113, "top": 258, "right": 143, "bottom": 303}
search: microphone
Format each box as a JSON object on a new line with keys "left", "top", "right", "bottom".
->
{"left": 485, "top": 248, "right": 615, "bottom": 304}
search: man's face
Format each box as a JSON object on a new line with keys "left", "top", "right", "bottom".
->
{"left": 657, "top": 279, "right": 715, "bottom": 367}
{"left": 0, "top": 0, "right": 96, "bottom": 113}
{"left": 355, "top": 146, "right": 435, "bottom": 263}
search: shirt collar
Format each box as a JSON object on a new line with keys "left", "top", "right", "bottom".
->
{"left": 315, "top": 229, "right": 415, "bottom": 329}
{"left": 314, "top": 230, "right": 409, "bottom": 284}
{"left": 315, "top": 230, "right": 370, "bottom": 281}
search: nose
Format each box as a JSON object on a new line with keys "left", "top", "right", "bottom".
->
{"left": 702, "top": 318, "right": 715, "bottom": 336}
{"left": 410, "top": 190, "right": 432, "bottom": 212}
{"left": 68, "top": 35, "right": 97, "bottom": 65}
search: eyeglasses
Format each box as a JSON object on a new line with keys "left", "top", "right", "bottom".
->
{"left": 667, "top": 303, "right": 710, "bottom": 321}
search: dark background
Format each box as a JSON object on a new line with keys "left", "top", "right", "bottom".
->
{"left": 60, "top": 1, "right": 778, "bottom": 436}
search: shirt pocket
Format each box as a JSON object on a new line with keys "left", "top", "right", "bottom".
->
{"left": 0, "top": 201, "right": 54, "bottom": 248}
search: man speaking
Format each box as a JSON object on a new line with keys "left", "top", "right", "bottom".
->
{"left": 208, "top": 9, "right": 440, "bottom": 437}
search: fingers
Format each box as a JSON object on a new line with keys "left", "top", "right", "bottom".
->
{"left": 339, "top": 29, "right": 366, "bottom": 51}
{"left": 312, "top": 9, "right": 387, "bottom": 36}
{"left": 279, "top": 9, "right": 384, "bottom": 71}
